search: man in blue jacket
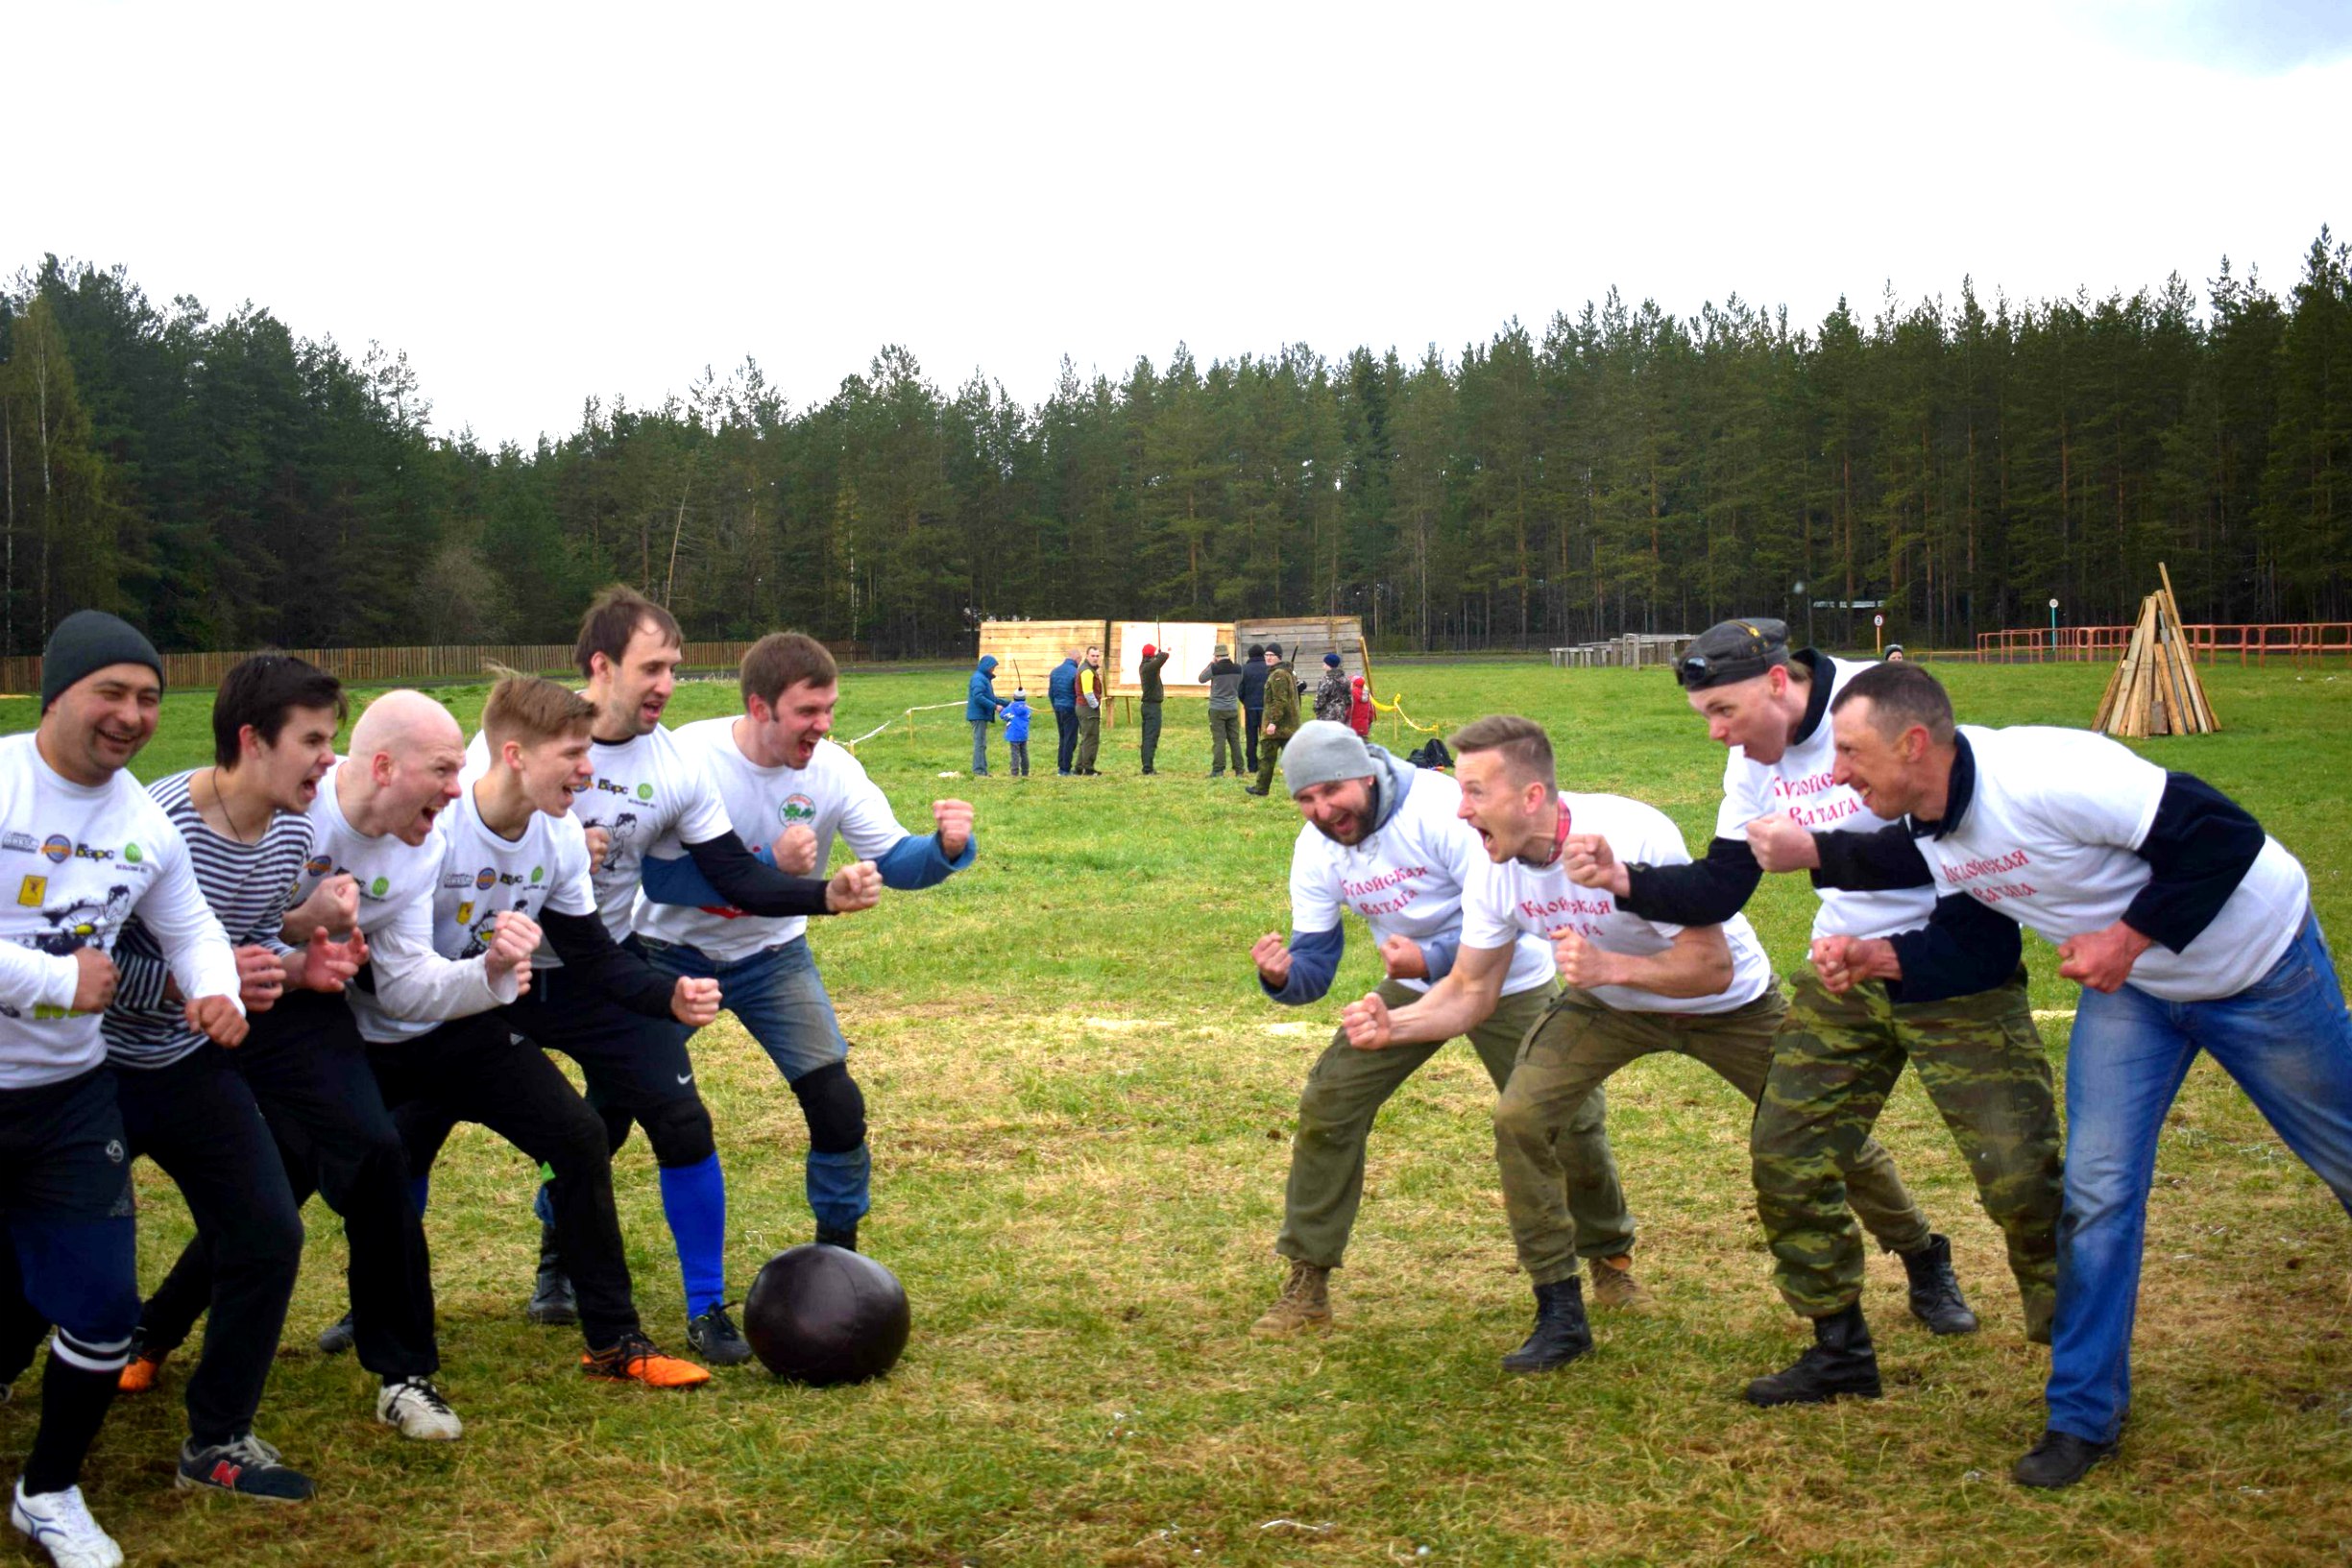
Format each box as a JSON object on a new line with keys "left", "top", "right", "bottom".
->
{"left": 1048, "top": 652, "right": 1081, "bottom": 776}
{"left": 965, "top": 656, "right": 1008, "bottom": 776}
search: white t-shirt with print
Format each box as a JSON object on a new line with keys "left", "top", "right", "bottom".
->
{"left": 633, "top": 725, "right": 909, "bottom": 963}
{"left": 1716, "top": 655, "right": 1933, "bottom": 942}
{"left": 355, "top": 779, "right": 595, "bottom": 1042}
{"left": 1466, "top": 791, "right": 1775, "bottom": 1015}
{"left": 466, "top": 719, "right": 735, "bottom": 950}
{"left": 1920, "top": 726, "right": 2308, "bottom": 1002}
{"left": 1287, "top": 766, "right": 1555, "bottom": 999}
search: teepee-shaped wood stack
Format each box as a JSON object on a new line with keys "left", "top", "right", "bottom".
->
{"left": 2092, "top": 565, "right": 2219, "bottom": 738}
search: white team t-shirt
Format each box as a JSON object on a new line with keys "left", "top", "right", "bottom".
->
{"left": 1287, "top": 767, "right": 1555, "bottom": 999}
{"left": 1921, "top": 726, "right": 2309, "bottom": 1002}
{"left": 1466, "top": 791, "right": 1775, "bottom": 1015}
{"left": 1716, "top": 655, "right": 1932, "bottom": 942}
{"left": 466, "top": 719, "right": 734, "bottom": 949}
{"left": 358, "top": 780, "right": 596, "bottom": 1042}
{"left": 0, "top": 736, "right": 237, "bottom": 1088}
{"left": 633, "top": 726, "right": 909, "bottom": 963}
{"left": 289, "top": 760, "right": 447, "bottom": 944}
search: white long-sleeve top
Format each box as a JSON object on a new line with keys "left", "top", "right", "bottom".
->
{"left": 0, "top": 734, "right": 241, "bottom": 1088}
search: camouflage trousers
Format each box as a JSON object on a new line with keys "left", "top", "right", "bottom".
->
{"left": 1754, "top": 968, "right": 2063, "bottom": 1332}
{"left": 1276, "top": 980, "right": 1635, "bottom": 1270}
{"left": 1495, "top": 985, "right": 1929, "bottom": 1288}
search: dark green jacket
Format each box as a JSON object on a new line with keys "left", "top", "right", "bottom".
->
{"left": 1138, "top": 650, "right": 1169, "bottom": 704}
{"left": 1262, "top": 662, "right": 1301, "bottom": 739}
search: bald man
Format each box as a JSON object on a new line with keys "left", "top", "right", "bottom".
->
{"left": 134, "top": 688, "right": 521, "bottom": 1440}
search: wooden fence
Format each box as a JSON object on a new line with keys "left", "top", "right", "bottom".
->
{"left": 0, "top": 639, "right": 865, "bottom": 697}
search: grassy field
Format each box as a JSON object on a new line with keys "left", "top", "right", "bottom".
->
{"left": 3, "top": 656, "right": 2349, "bottom": 1566}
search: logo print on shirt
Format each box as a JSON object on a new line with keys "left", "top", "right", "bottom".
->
{"left": 369, "top": 877, "right": 390, "bottom": 898}
{"left": 304, "top": 855, "right": 332, "bottom": 878}
{"left": 41, "top": 834, "right": 71, "bottom": 863}
{"left": 780, "top": 794, "right": 816, "bottom": 826}
{"left": 123, "top": 842, "right": 142, "bottom": 865}
{"left": 476, "top": 867, "right": 497, "bottom": 890}
{"left": 16, "top": 875, "right": 44, "bottom": 906}
{"left": 2, "top": 832, "right": 37, "bottom": 855}
{"left": 636, "top": 783, "right": 654, "bottom": 801}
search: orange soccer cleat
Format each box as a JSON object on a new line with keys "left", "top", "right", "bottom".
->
{"left": 581, "top": 1335, "right": 711, "bottom": 1389}
{"left": 118, "top": 1348, "right": 169, "bottom": 1395}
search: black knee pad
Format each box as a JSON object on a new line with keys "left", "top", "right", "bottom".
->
{"left": 789, "top": 1062, "right": 866, "bottom": 1154}
{"left": 545, "top": 1099, "right": 615, "bottom": 1174}
{"left": 640, "top": 1096, "right": 716, "bottom": 1169}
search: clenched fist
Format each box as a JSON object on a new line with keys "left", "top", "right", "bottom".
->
{"left": 1563, "top": 833, "right": 1630, "bottom": 897}
{"left": 670, "top": 976, "right": 722, "bottom": 1026}
{"left": 584, "top": 824, "right": 612, "bottom": 874}
{"left": 294, "top": 872, "right": 361, "bottom": 939}
{"left": 185, "top": 993, "right": 248, "bottom": 1049}
{"left": 1810, "top": 934, "right": 1899, "bottom": 996}
{"left": 485, "top": 910, "right": 543, "bottom": 993}
{"left": 1339, "top": 991, "right": 1393, "bottom": 1050}
{"left": 1250, "top": 931, "right": 1293, "bottom": 988}
{"left": 71, "top": 947, "right": 119, "bottom": 1013}
{"left": 1745, "top": 811, "right": 1820, "bottom": 874}
{"left": 1378, "top": 934, "right": 1427, "bottom": 982}
{"left": 2058, "top": 921, "right": 2151, "bottom": 994}
{"left": 1551, "top": 929, "right": 1620, "bottom": 992}
{"left": 826, "top": 861, "right": 882, "bottom": 914}
{"left": 235, "top": 945, "right": 286, "bottom": 1013}
{"left": 932, "top": 799, "right": 975, "bottom": 860}
{"left": 772, "top": 824, "right": 821, "bottom": 878}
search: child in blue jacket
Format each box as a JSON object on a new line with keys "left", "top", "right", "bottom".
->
{"left": 1002, "top": 688, "right": 1034, "bottom": 777}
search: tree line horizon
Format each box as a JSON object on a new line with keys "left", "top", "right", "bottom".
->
{"left": 1, "top": 232, "right": 2346, "bottom": 662}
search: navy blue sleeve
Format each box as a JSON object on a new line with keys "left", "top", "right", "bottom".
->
{"left": 876, "top": 832, "right": 974, "bottom": 891}
{"left": 1810, "top": 823, "right": 1936, "bottom": 892}
{"left": 1418, "top": 931, "right": 1461, "bottom": 983}
{"left": 1619, "top": 836, "right": 1761, "bottom": 926}
{"left": 1264, "top": 925, "right": 1344, "bottom": 1005}
{"left": 1883, "top": 893, "right": 2025, "bottom": 1005}
{"left": 683, "top": 832, "right": 836, "bottom": 918}
{"left": 541, "top": 909, "right": 676, "bottom": 1020}
{"left": 2122, "top": 772, "right": 2267, "bottom": 953}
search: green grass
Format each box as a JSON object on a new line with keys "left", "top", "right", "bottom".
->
{"left": 3, "top": 658, "right": 2350, "bottom": 1566}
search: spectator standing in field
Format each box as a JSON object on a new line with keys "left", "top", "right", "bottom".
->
{"left": 1246, "top": 644, "right": 1300, "bottom": 797}
{"left": 1240, "top": 643, "right": 1271, "bottom": 773}
{"left": 1003, "top": 689, "right": 1034, "bottom": 777}
{"left": 1313, "top": 653, "right": 1350, "bottom": 724}
{"left": 1075, "top": 645, "right": 1105, "bottom": 776}
{"left": 964, "top": 655, "right": 1008, "bottom": 777}
{"left": 1199, "top": 644, "right": 1245, "bottom": 778}
{"left": 1136, "top": 643, "right": 1170, "bottom": 776}
{"left": 1347, "top": 676, "right": 1374, "bottom": 739}
{"left": 1048, "top": 651, "right": 1080, "bottom": 776}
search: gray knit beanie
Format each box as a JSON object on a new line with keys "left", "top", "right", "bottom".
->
{"left": 41, "top": 610, "right": 163, "bottom": 712}
{"left": 1281, "top": 721, "right": 1374, "bottom": 796}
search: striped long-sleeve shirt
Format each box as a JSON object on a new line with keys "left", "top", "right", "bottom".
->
{"left": 104, "top": 769, "right": 311, "bottom": 1070}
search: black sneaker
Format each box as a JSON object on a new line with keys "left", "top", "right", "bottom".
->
{"left": 687, "top": 1305, "right": 754, "bottom": 1367}
{"left": 2013, "top": 1429, "right": 2117, "bottom": 1489}
{"left": 177, "top": 1433, "right": 316, "bottom": 1502}
{"left": 316, "top": 1311, "right": 354, "bottom": 1356}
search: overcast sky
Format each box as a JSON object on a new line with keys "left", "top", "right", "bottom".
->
{"left": 12, "top": 0, "right": 2350, "bottom": 447}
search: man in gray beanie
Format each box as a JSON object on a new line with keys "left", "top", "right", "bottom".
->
{"left": 1244, "top": 721, "right": 1637, "bottom": 1340}
{"left": 39, "top": 609, "right": 165, "bottom": 714}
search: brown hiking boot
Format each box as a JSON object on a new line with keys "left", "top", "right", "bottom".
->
{"left": 1250, "top": 1261, "right": 1333, "bottom": 1338}
{"left": 1587, "top": 1254, "right": 1651, "bottom": 1311}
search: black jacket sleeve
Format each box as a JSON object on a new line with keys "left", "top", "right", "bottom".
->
{"left": 684, "top": 831, "right": 835, "bottom": 918}
{"left": 540, "top": 909, "right": 676, "bottom": 1021}
{"left": 1884, "top": 893, "right": 2025, "bottom": 1005}
{"left": 1619, "top": 836, "right": 1762, "bottom": 926}
{"left": 1809, "top": 823, "right": 1936, "bottom": 892}
{"left": 2122, "top": 772, "right": 2267, "bottom": 953}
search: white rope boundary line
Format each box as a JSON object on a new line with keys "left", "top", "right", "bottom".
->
{"left": 841, "top": 701, "right": 966, "bottom": 750}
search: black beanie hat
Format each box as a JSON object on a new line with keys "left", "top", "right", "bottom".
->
{"left": 1266, "top": 641, "right": 1284, "bottom": 659}
{"left": 41, "top": 610, "right": 164, "bottom": 712}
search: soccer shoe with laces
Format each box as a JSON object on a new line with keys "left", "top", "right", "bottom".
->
{"left": 117, "top": 1346, "right": 168, "bottom": 1395}
{"left": 10, "top": 1480, "right": 123, "bottom": 1568}
{"left": 687, "top": 1304, "right": 754, "bottom": 1367}
{"left": 2012, "top": 1429, "right": 2117, "bottom": 1489}
{"left": 316, "top": 1311, "right": 354, "bottom": 1356}
{"left": 582, "top": 1334, "right": 712, "bottom": 1388}
{"left": 376, "top": 1375, "right": 463, "bottom": 1440}
{"left": 176, "top": 1433, "right": 315, "bottom": 1502}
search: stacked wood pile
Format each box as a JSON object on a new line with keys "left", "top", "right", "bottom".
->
{"left": 2092, "top": 566, "right": 2219, "bottom": 738}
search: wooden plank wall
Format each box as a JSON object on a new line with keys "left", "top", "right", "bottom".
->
{"left": 974, "top": 620, "right": 1106, "bottom": 695}
{"left": 1234, "top": 616, "right": 1370, "bottom": 686}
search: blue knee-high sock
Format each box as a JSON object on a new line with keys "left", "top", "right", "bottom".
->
{"left": 658, "top": 1153, "right": 728, "bottom": 1317}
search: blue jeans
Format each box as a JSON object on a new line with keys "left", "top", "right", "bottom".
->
{"left": 970, "top": 719, "right": 990, "bottom": 775}
{"left": 637, "top": 936, "right": 868, "bottom": 1233}
{"left": 2048, "top": 911, "right": 2352, "bottom": 1444}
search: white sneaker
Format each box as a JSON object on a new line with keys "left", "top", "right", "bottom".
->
{"left": 376, "top": 1376, "right": 463, "bottom": 1441}
{"left": 10, "top": 1481, "right": 124, "bottom": 1568}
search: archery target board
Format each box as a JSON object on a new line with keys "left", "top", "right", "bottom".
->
{"left": 1109, "top": 621, "right": 1232, "bottom": 694}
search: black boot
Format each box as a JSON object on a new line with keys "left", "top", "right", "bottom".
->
{"left": 815, "top": 1221, "right": 859, "bottom": 1252}
{"left": 525, "top": 1222, "right": 578, "bottom": 1326}
{"left": 2012, "top": 1428, "right": 2117, "bottom": 1489}
{"left": 1745, "top": 1301, "right": 1882, "bottom": 1405}
{"left": 1899, "top": 1233, "right": 1978, "bottom": 1336}
{"left": 1499, "top": 1277, "right": 1592, "bottom": 1374}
